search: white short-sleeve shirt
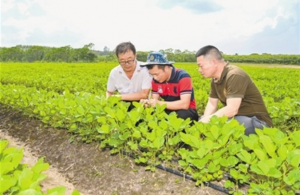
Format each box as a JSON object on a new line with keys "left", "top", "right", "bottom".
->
{"left": 107, "top": 61, "right": 152, "bottom": 94}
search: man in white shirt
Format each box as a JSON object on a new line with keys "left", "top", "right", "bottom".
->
{"left": 106, "top": 42, "right": 152, "bottom": 110}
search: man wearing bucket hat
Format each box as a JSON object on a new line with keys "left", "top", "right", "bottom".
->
{"left": 140, "top": 52, "right": 199, "bottom": 121}
{"left": 106, "top": 42, "right": 152, "bottom": 110}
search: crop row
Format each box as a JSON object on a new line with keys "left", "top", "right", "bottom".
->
{"left": 0, "top": 83, "right": 299, "bottom": 194}
{"left": 1, "top": 63, "right": 300, "bottom": 131}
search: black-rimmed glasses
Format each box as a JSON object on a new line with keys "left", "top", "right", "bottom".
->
{"left": 119, "top": 59, "right": 135, "bottom": 65}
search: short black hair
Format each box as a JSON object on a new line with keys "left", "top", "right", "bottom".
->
{"left": 115, "top": 42, "right": 136, "bottom": 57}
{"left": 195, "top": 45, "right": 223, "bottom": 61}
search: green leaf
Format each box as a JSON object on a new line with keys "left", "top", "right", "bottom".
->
{"left": 96, "top": 116, "right": 106, "bottom": 123}
{"left": 139, "top": 139, "right": 148, "bottom": 148}
{"left": 228, "top": 142, "right": 243, "bottom": 155}
{"left": 108, "top": 138, "right": 121, "bottom": 147}
{"left": 71, "top": 189, "right": 81, "bottom": 195}
{"left": 178, "top": 160, "right": 188, "bottom": 167}
{"left": 180, "top": 133, "right": 200, "bottom": 148}
{"left": 226, "top": 156, "right": 239, "bottom": 167}
{"left": 259, "top": 135, "right": 276, "bottom": 158}
{"left": 203, "top": 139, "right": 216, "bottom": 151}
{"left": 0, "top": 162, "right": 14, "bottom": 175}
{"left": 237, "top": 149, "right": 252, "bottom": 164}
{"left": 148, "top": 121, "right": 158, "bottom": 130}
{"left": 18, "top": 189, "right": 41, "bottom": 195}
{"left": 291, "top": 131, "right": 300, "bottom": 147}
{"left": 168, "top": 134, "right": 180, "bottom": 146}
{"left": 132, "top": 130, "right": 141, "bottom": 139}
{"left": 138, "top": 157, "right": 147, "bottom": 163}
{"left": 283, "top": 169, "right": 300, "bottom": 185}
{"left": 243, "top": 134, "right": 259, "bottom": 150}
{"left": 251, "top": 165, "right": 264, "bottom": 176}
{"left": 267, "top": 167, "right": 282, "bottom": 178}
{"left": 46, "top": 186, "right": 67, "bottom": 194}
{"left": 0, "top": 140, "right": 9, "bottom": 153}
{"left": 196, "top": 147, "right": 209, "bottom": 159}
{"left": 18, "top": 168, "right": 33, "bottom": 190}
{"left": 97, "top": 124, "right": 110, "bottom": 134}
{"left": 208, "top": 163, "right": 219, "bottom": 173}
{"left": 238, "top": 163, "right": 248, "bottom": 174}
{"left": 230, "top": 169, "right": 239, "bottom": 179}
{"left": 76, "top": 106, "right": 85, "bottom": 115}
{"left": 255, "top": 160, "right": 273, "bottom": 175}
{"left": 119, "top": 131, "right": 130, "bottom": 141}
{"left": 0, "top": 176, "right": 17, "bottom": 193}
{"left": 116, "top": 109, "right": 126, "bottom": 121}
{"left": 277, "top": 145, "right": 288, "bottom": 161}
{"left": 254, "top": 148, "right": 267, "bottom": 161}
{"left": 32, "top": 157, "right": 49, "bottom": 175}
{"left": 127, "top": 141, "right": 138, "bottom": 151}
{"left": 70, "top": 124, "right": 78, "bottom": 131}
{"left": 152, "top": 136, "right": 164, "bottom": 149}
{"left": 210, "top": 125, "right": 220, "bottom": 140}
{"left": 287, "top": 149, "right": 300, "bottom": 168}
{"left": 178, "top": 148, "right": 189, "bottom": 160}
{"left": 179, "top": 132, "right": 190, "bottom": 143}
{"left": 224, "top": 180, "right": 235, "bottom": 189}
{"left": 104, "top": 106, "right": 115, "bottom": 118}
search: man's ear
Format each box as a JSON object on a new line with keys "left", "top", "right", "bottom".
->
{"left": 212, "top": 59, "right": 218, "bottom": 67}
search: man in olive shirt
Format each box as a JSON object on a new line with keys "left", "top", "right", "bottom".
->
{"left": 195, "top": 45, "right": 272, "bottom": 135}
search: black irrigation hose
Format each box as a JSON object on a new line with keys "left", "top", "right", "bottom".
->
{"left": 121, "top": 150, "right": 300, "bottom": 195}
{"left": 121, "top": 150, "right": 230, "bottom": 194}
{"left": 156, "top": 163, "right": 230, "bottom": 194}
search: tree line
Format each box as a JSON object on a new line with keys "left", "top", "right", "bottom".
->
{"left": 0, "top": 44, "right": 299, "bottom": 65}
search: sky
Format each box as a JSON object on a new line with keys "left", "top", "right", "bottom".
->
{"left": 1, "top": 0, "right": 300, "bottom": 55}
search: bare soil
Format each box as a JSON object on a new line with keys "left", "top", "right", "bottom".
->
{"left": 0, "top": 105, "right": 227, "bottom": 195}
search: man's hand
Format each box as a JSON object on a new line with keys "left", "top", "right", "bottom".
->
{"left": 198, "top": 115, "right": 210, "bottom": 123}
{"left": 140, "top": 99, "right": 158, "bottom": 108}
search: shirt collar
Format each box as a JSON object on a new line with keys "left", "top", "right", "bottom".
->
{"left": 213, "top": 63, "right": 230, "bottom": 84}
{"left": 168, "top": 65, "right": 176, "bottom": 82}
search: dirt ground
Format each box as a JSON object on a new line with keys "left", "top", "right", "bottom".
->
{"left": 0, "top": 105, "right": 228, "bottom": 195}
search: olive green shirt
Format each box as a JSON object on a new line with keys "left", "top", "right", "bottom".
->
{"left": 210, "top": 64, "right": 273, "bottom": 127}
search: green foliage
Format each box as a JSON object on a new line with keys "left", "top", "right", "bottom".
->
{"left": 178, "top": 116, "right": 245, "bottom": 186}
{"left": 0, "top": 62, "right": 300, "bottom": 194}
{"left": 1, "top": 45, "right": 299, "bottom": 64}
{"left": 0, "top": 139, "right": 81, "bottom": 195}
{"left": 0, "top": 44, "right": 98, "bottom": 62}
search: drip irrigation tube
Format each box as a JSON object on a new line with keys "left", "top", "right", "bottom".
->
{"left": 121, "top": 150, "right": 230, "bottom": 194}
{"left": 121, "top": 150, "right": 300, "bottom": 195}
{"left": 155, "top": 164, "right": 230, "bottom": 194}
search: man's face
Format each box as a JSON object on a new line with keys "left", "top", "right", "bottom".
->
{"left": 196, "top": 55, "right": 215, "bottom": 78}
{"left": 148, "top": 65, "right": 168, "bottom": 83}
{"left": 118, "top": 50, "right": 136, "bottom": 73}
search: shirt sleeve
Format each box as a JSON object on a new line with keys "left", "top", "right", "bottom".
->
{"left": 226, "top": 74, "right": 249, "bottom": 98}
{"left": 142, "top": 70, "right": 152, "bottom": 89}
{"left": 178, "top": 76, "right": 192, "bottom": 95}
{"left": 106, "top": 70, "right": 116, "bottom": 92}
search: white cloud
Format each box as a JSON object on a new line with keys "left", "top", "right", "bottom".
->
{"left": 1, "top": 0, "right": 299, "bottom": 54}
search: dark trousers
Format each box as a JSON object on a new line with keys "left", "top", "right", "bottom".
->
{"left": 165, "top": 108, "right": 199, "bottom": 121}
{"left": 232, "top": 116, "right": 269, "bottom": 135}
